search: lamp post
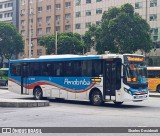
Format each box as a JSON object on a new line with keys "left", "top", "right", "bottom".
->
{"left": 55, "top": 31, "right": 58, "bottom": 55}
{"left": 28, "top": 4, "right": 32, "bottom": 58}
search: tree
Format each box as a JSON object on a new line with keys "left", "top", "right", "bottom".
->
{"left": 39, "top": 32, "right": 84, "bottom": 54}
{"left": 0, "top": 22, "right": 24, "bottom": 67}
{"left": 87, "top": 4, "right": 153, "bottom": 54}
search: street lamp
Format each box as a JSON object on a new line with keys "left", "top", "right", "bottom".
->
{"left": 28, "top": 4, "right": 33, "bottom": 58}
{"left": 55, "top": 31, "right": 58, "bottom": 55}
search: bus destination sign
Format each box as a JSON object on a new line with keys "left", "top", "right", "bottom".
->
{"left": 127, "top": 56, "right": 144, "bottom": 62}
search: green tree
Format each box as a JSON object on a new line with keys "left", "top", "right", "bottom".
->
{"left": 39, "top": 32, "right": 84, "bottom": 54}
{"left": 86, "top": 4, "right": 153, "bottom": 54}
{"left": 0, "top": 22, "right": 24, "bottom": 67}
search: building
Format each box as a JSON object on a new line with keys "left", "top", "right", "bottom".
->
{"left": 19, "top": 0, "right": 73, "bottom": 59}
{"left": 73, "top": 0, "right": 160, "bottom": 65}
{"left": 0, "top": 0, "right": 19, "bottom": 27}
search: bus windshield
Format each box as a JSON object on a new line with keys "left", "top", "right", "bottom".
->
{"left": 124, "top": 62, "right": 148, "bottom": 84}
{"left": 0, "top": 68, "right": 8, "bottom": 80}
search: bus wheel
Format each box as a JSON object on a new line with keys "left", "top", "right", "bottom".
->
{"left": 114, "top": 102, "right": 123, "bottom": 105}
{"left": 156, "top": 85, "right": 160, "bottom": 93}
{"left": 90, "top": 90, "right": 103, "bottom": 106}
{"left": 34, "top": 88, "right": 43, "bottom": 100}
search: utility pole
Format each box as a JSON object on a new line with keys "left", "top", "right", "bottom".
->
{"left": 28, "top": 4, "right": 32, "bottom": 58}
{"left": 55, "top": 31, "right": 58, "bottom": 55}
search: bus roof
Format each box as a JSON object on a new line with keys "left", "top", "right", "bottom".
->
{"left": 147, "top": 67, "right": 160, "bottom": 70}
{"left": 9, "top": 54, "right": 143, "bottom": 63}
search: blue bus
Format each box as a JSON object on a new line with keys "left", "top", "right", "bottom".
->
{"left": 8, "top": 54, "right": 148, "bottom": 106}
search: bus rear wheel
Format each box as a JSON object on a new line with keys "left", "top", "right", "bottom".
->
{"left": 90, "top": 90, "right": 103, "bottom": 106}
{"left": 156, "top": 85, "right": 160, "bottom": 93}
{"left": 34, "top": 88, "right": 43, "bottom": 100}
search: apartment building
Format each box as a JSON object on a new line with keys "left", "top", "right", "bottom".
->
{"left": 0, "top": 0, "right": 19, "bottom": 28}
{"left": 73, "top": 0, "right": 160, "bottom": 65}
{"left": 19, "top": 0, "right": 73, "bottom": 59}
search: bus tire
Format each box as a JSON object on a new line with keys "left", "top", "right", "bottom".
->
{"left": 90, "top": 90, "right": 103, "bottom": 106}
{"left": 34, "top": 87, "right": 43, "bottom": 100}
{"left": 156, "top": 85, "right": 160, "bottom": 93}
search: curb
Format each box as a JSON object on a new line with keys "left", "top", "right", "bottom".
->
{"left": 0, "top": 99, "right": 49, "bottom": 107}
{"left": 149, "top": 94, "right": 160, "bottom": 98}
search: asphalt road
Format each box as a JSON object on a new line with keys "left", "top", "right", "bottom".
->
{"left": 0, "top": 89, "right": 160, "bottom": 135}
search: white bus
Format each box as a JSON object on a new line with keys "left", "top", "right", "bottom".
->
{"left": 8, "top": 54, "right": 148, "bottom": 106}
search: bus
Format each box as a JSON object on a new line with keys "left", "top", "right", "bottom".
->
{"left": 8, "top": 54, "right": 148, "bottom": 106}
{"left": 147, "top": 67, "right": 160, "bottom": 93}
{"left": 0, "top": 68, "right": 8, "bottom": 86}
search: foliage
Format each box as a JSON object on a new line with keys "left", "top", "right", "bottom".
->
{"left": 39, "top": 32, "right": 84, "bottom": 54}
{"left": 0, "top": 22, "right": 24, "bottom": 66}
{"left": 84, "top": 3, "right": 153, "bottom": 54}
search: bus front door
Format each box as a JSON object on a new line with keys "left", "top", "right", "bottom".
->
{"left": 103, "top": 58, "right": 121, "bottom": 101}
{"left": 21, "top": 63, "right": 29, "bottom": 95}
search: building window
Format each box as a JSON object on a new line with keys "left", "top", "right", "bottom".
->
{"left": 75, "top": 23, "right": 81, "bottom": 29}
{"left": 85, "top": 22, "right": 91, "bottom": 28}
{"left": 151, "top": 28, "right": 158, "bottom": 35}
{"left": 37, "top": 17, "right": 42, "bottom": 23}
{"left": 20, "top": 9, "right": 25, "bottom": 15}
{"left": 65, "top": 13, "right": 71, "bottom": 20}
{"left": 75, "top": 0, "right": 81, "bottom": 6}
{"left": 38, "top": 7, "right": 42, "bottom": 13}
{"left": 96, "top": 8, "right": 102, "bottom": 14}
{"left": 65, "top": 25, "right": 71, "bottom": 31}
{"left": 65, "top": 2, "right": 71, "bottom": 8}
{"left": 75, "top": 12, "right": 81, "bottom": 17}
{"left": 37, "top": 28, "right": 42, "bottom": 35}
{"left": 46, "top": 27, "right": 51, "bottom": 34}
{"left": 21, "top": 30, "right": 25, "bottom": 36}
{"left": 5, "top": 2, "right": 13, "bottom": 8}
{"left": 150, "top": 14, "right": 157, "bottom": 21}
{"left": 56, "top": 15, "right": 60, "bottom": 21}
{"left": 37, "top": 49, "right": 42, "bottom": 56}
{"left": 46, "top": 5, "right": 51, "bottom": 11}
{"left": 21, "top": 20, "right": 25, "bottom": 25}
{"left": 150, "top": 0, "right": 157, "bottom": 7}
{"left": 4, "top": 12, "right": 13, "bottom": 18}
{"left": 96, "top": 0, "right": 102, "bottom": 2}
{"left": 86, "top": 0, "right": 91, "bottom": 4}
{"left": 135, "top": 2, "right": 142, "bottom": 9}
{"left": 0, "top": 5, "right": 2, "bottom": 9}
{"left": 56, "top": 26, "right": 60, "bottom": 32}
{"left": 0, "top": 14, "right": 3, "bottom": 18}
{"left": 96, "top": 21, "right": 101, "bottom": 26}
{"left": 29, "top": 0, "right": 33, "bottom": 3}
{"left": 21, "top": 0, "right": 25, "bottom": 5}
{"left": 46, "top": 16, "right": 51, "bottom": 24}
{"left": 153, "top": 36, "right": 158, "bottom": 41}
{"left": 56, "top": 4, "right": 61, "bottom": 10}
{"left": 86, "top": 10, "right": 91, "bottom": 16}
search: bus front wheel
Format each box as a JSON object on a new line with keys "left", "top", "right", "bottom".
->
{"left": 156, "top": 85, "right": 160, "bottom": 93}
{"left": 34, "top": 88, "right": 43, "bottom": 100}
{"left": 90, "top": 90, "right": 103, "bottom": 106}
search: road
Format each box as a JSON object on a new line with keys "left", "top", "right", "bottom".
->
{"left": 0, "top": 89, "right": 160, "bottom": 135}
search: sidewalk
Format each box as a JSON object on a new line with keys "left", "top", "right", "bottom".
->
{"left": 0, "top": 88, "right": 49, "bottom": 108}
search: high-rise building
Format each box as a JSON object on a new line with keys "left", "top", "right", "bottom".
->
{"left": 73, "top": 0, "right": 160, "bottom": 65}
{"left": 19, "top": 0, "right": 73, "bottom": 59}
{"left": 0, "top": 0, "right": 19, "bottom": 28}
